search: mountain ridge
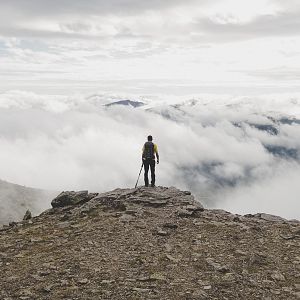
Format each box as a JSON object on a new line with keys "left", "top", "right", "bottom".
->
{"left": 0, "top": 179, "right": 56, "bottom": 225}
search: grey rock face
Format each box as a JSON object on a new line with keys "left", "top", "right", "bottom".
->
{"left": 51, "top": 190, "right": 97, "bottom": 208}
{"left": 206, "top": 258, "right": 230, "bottom": 273}
{"left": 257, "top": 213, "right": 287, "bottom": 222}
{"left": 23, "top": 210, "right": 32, "bottom": 221}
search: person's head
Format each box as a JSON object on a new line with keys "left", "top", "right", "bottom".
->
{"left": 147, "top": 135, "right": 153, "bottom": 141}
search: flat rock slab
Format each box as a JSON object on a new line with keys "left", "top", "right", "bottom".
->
{"left": 129, "top": 197, "right": 169, "bottom": 207}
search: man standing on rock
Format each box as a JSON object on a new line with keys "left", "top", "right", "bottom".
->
{"left": 142, "top": 135, "right": 159, "bottom": 187}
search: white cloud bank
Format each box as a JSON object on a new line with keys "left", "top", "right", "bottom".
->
{"left": 0, "top": 90, "right": 299, "bottom": 220}
{"left": 221, "top": 163, "right": 300, "bottom": 220}
{"left": 1, "top": 1, "right": 300, "bottom": 222}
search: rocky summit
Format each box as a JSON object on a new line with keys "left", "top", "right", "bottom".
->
{"left": 0, "top": 187, "right": 299, "bottom": 300}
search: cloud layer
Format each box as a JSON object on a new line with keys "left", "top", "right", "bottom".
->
{"left": 0, "top": 91, "right": 299, "bottom": 220}
{"left": 1, "top": 1, "right": 300, "bottom": 222}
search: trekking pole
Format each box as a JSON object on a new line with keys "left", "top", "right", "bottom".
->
{"left": 135, "top": 163, "right": 144, "bottom": 188}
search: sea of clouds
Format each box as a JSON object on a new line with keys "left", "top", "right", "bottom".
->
{"left": 0, "top": 90, "right": 300, "bottom": 220}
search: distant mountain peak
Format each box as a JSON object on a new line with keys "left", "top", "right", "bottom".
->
{"left": 105, "top": 100, "right": 145, "bottom": 108}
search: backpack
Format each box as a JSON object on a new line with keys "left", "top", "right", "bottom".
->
{"left": 143, "top": 141, "right": 155, "bottom": 159}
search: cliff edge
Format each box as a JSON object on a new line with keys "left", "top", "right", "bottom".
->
{"left": 0, "top": 186, "right": 299, "bottom": 299}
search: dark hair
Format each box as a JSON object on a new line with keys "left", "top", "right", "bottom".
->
{"left": 147, "top": 135, "right": 153, "bottom": 141}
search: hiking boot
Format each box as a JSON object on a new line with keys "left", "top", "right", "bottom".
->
{"left": 151, "top": 184, "right": 155, "bottom": 187}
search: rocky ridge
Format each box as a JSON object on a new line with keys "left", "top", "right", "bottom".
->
{"left": 0, "top": 179, "right": 56, "bottom": 225}
{"left": 0, "top": 186, "right": 299, "bottom": 299}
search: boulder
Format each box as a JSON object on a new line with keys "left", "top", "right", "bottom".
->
{"left": 51, "top": 191, "right": 91, "bottom": 208}
{"left": 23, "top": 210, "right": 32, "bottom": 220}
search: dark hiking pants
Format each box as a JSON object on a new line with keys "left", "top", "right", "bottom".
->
{"left": 143, "top": 159, "right": 155, "bottom": 186}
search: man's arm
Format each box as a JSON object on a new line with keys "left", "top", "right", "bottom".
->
{"left": 154, "top": 144, "right": 159, "bottom": 164}
{"left": 142, "top": 145, "right": 145, "bottom": 160}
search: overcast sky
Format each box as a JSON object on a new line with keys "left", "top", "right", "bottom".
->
{"left": 1, "top": 0, "right": 300, "bottom": 95}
